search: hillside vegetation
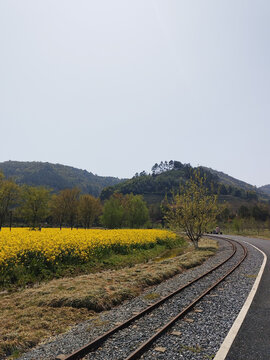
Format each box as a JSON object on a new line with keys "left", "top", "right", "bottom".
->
{"left": 259, "top": 184, "right": 270, "bottom": 196}
{"left": 101, "top": 160, "right": 266, "bottom": 204}
{"left": 202, "top": 167, "right": 257, "bottom": 191}
{"left": 0, "top": 161, "right": 124, "bottom": 196}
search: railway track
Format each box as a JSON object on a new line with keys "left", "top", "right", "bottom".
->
{"left": 56, "top": 237, "right": 247, "bottom": 360}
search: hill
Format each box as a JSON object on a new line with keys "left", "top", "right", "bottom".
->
{"left": 1, "top": 160, "right": 268, "bottom": 206}
{"left": 100, "top": 161, "right": 268, "bottom": 209}
{"left": 202, "top": 167, "right": 256, "bottom": 192}
{"left": 204, "top": 168, "right": 270, "bottom": 200}
{"left": 259, "top": 184, "right": 270, "bottom": 196}
{"left": 0, "top": 161, "right": 124, "bottom": 197}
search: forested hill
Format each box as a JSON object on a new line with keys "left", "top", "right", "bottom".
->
{"left": 100, "top": 160, "right": 268, "bottom": 206}
{"left": 259, "top": 184, "right": 270, "bottom": 196}
{"left": 0, "top": 161, "right": 124, "bottom": 197}
{"left": 201, "top": 167, "right": 256, "bottom": 192}
{"left": 1, "top": 160, "right": 268, "bottom": 204}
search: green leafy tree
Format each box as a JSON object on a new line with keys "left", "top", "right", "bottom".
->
{"left": 149, "top": 203, "right": 164, "bottom": 225}
{"left": 101, "top": 193, "right": 149, "bottom": 229}
{"left": 50, "top": 193, "right": 66, "bottom": 229}
{"left": 164, "top": 170, "right": 219, "bottom": 249}
{"left": 252, "top": 204, "right": 269, "bottom": 222}
{"left": 78, "top": 194, "right": 102, "bottom": 228}
{"left": 238, "top": 205, "right": 250, "bottom": 218}
{"left": 125, "top": 194, "right": 149, "bottom": 228}
{"left": 100, "top": 194, "right": 125, "bottom": 228}
{"left": 0, "top": 174, "right": 20, "bottom": 230}
{"left": 20, "top": 186, "right": 51, "bottom": 228}
{"left": 232, "top": 217, "right": 244, "bottom": 234}
{"left": 219, "top": 184, "right": 228, "bottom": 195}
{"left": 218, "top": 206, "right": 231, "bottom": 222}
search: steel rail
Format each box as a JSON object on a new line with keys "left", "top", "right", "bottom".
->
{"left": 56, "top": 238, "right": 236, "bottom": 360}
{"left": 125, "top": 238, "right": 247, "bottom": 360}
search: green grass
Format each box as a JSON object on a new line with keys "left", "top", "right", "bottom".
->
{"left": 180, "top": 344, "right": 202, "bottom": 354}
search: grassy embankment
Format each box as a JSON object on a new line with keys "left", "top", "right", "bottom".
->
{"left": 0, "top": 234, "right": 217, "bottom": 359}
{"left": 223, "top": 227, "right": 270, "bottom": 240}
{"left": 239, "top": 230, "right": 270, "bottom": 239}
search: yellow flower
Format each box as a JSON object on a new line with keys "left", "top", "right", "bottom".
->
{"left": 0, "top": 228, "right": 176, "bottom": 269}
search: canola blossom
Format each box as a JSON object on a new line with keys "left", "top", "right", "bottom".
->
{"left": 0, "top": 228, "right": 176, "bottom": 269}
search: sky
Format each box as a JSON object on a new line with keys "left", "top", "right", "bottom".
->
{"left": 1, "top": 1, "right": 269, "bottom": 186}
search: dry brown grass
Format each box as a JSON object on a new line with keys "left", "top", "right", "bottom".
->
{"left": 0, "top": 237, "right": 217, "bottom": 359}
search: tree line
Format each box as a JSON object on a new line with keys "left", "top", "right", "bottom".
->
{"left": 0, "top": 173, "right": 149, "bottom": 230}
{"left": 1, "top": 170, "right": 270, "bottom": 233}
{"left": 218, "top": 202, "right": 270, "bottom": 235}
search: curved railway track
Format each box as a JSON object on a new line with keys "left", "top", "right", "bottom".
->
{"left": 56, "top": 237, "right": 247, "bottom": 360}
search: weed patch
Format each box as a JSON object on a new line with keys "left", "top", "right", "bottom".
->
{"left": 143, "top": 292, "right": 160, "bottom": 301}
{"left": 180, "top": 344, "right": 202, "bottom": 353}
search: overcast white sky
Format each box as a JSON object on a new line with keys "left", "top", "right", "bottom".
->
{"left": 1, "top": 1, "right": 269, "bottom": 186}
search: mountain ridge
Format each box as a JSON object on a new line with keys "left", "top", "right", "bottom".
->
{"left": 100, "top": 161, "right": 270, "bottom": 211}
{"left": 259, "top": 184, "right": 270, "bottom": 196}
{"left": 0, "top": 160, "right": 269, "bottom": 201}
{"left": 202, "top": 167, "right": 257, "bottom": 191}
{"left": 0, "top": 161, "right": 124, "bottom": 197}
{"left": 203, "top": 167, "right": 270, "bottom": 196}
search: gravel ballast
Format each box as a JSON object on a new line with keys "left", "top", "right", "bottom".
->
{"left": 18, "top": 237, "right": 263, "bottom": 360}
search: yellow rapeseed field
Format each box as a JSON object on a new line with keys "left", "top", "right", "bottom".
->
{"left": 0, "top": 228, "right": 176, "bottom": 269}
